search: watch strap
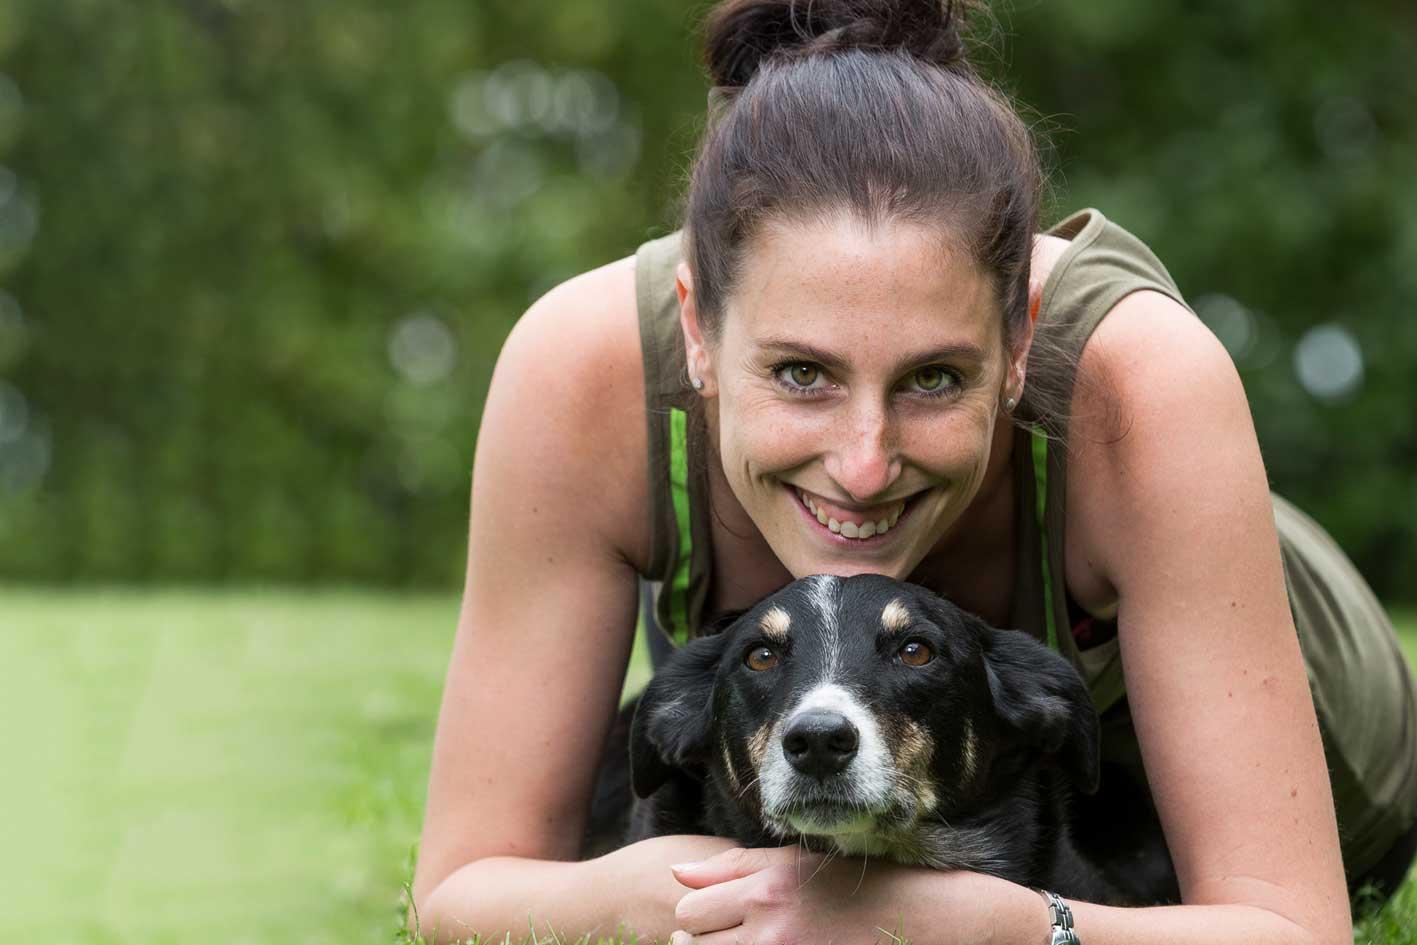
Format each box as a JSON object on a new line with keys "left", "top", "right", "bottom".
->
{"left": 1039, "top": 890, "right": 1081, "bottom": 945}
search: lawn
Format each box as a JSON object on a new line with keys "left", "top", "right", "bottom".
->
{"left": 2, "top": 587, "right": 1412, "bottom": 944}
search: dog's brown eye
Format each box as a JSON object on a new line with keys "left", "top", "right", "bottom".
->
{"left": 899, "top": 640, "right": 934, "bottom": 667}
{"left": 745, "top": 645, "right": 779, "bottom": 671}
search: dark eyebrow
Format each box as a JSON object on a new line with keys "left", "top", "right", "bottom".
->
{"left": 755, "top": 337, "right": 989, "bottom": 374}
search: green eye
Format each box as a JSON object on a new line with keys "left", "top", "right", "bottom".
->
{"left": 914, "top": 367, "right": 948, "bottom": 391}
{"left": 789, "top": 364, "right": 819, "bottom": 387}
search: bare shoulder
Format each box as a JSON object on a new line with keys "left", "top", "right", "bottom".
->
{"left": 487, "top": 253, "right": 651, "bottom": 571}
{"left": 1074, "top": 289, "right": 1244, "bottom": 444}
{"left": 1062, "top": 290, "right": 1254, "bottom": 611}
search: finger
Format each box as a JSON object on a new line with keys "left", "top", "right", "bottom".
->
{"left": 674, "top": 872, "right": 759, "bottom": 933}
{"left": 670, "top": 930, "right": 747, "bottom": 945}
{"left": 672, "top": 846, "right": 779, "bottom": 889}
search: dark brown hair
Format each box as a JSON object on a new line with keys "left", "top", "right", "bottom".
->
{"left": 684, "top": 0, "right": 1041, "bottom": 363}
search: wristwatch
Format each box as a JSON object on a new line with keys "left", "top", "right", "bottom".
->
{"left": 1039, "top": 890, "right": 1081, "bottom": 945}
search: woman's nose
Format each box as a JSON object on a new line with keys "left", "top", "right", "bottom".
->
{"left": 824, "top": 400, "right": 901, "bottom": 502}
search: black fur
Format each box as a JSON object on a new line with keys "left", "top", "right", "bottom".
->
{"left": 590, "top": 574, "right": 1177, "bottom": 905}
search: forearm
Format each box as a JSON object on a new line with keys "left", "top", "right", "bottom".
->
{"left": 898, "top": 871, "right": 1346, "bottom": 945}
{"left": 1061, "top": 899, "right": 1345, "bottom": 945}
{"left": 415, "top": 856, "right": 590, "bottom": 945}
{"left": 413, "top": 835, "right": 735, "bottom": 945}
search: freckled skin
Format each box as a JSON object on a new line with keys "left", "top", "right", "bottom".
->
{"left": 689, "top": 215, "right": 1022, "bottom": 582}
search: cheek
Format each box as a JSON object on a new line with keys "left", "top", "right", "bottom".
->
{"left": 900, "top": 399, "right": 998, "bottom": 472}
{"left": 719, "top": 386, "right": 830, "bottom": 474}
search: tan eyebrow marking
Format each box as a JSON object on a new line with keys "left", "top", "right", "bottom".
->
{"left": 759, "top": 606, "right": 791, "bottom": 642}
{"left": 881, "top": 598, "right": 912, "bottom": 634}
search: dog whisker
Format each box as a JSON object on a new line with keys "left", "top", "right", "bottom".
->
{"left": 852, "top": 841, "right": 870, "bottom": 896}
{"left": 733, "top": 773, "right": 762, "bottom": 801}
{"left": 799, "top": 844, "right": 839, "bottom": 889}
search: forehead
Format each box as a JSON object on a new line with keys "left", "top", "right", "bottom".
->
{"left": 724, "top": 213, "right": 1001, "bottom": 356}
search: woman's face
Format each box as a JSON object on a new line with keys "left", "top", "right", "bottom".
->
{"left": 683, "top": 213, "right": 1021, "bottom": 581}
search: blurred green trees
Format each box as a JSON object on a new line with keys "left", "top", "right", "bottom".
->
{"left": 0, "top": 1, "right": 1413, "bottom": 594}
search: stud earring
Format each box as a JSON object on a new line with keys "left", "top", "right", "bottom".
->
{"left": 691, "top": 377, "right": 705, "bottom": 391}
{"left": 1003, "top": 396, "right": 1017, "bottom": 412}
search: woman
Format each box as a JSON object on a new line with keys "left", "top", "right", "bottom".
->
{"left": 411, "top": 1, "right": 1417, "bottom": 942}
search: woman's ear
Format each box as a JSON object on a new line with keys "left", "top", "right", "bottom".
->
{"left": 1003, "top": 315, "right": 1034, "bottom": 410}
{"left": 676, "top": 262, "right": 716, "bottom": 396}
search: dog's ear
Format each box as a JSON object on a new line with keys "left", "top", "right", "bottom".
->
{"left": 982, "top": 627, "right": 1101, "bottom": 794}
{"left": 629, "top": 630, "right": 731, "bottom": 799}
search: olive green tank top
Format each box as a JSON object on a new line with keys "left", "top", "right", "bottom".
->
{"left": 633, "top": 208, "right": 1417, "bottom": 879}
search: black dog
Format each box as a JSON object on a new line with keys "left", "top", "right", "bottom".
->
{"left": 608, "top": 573, "right": 1175, "bottom": 906}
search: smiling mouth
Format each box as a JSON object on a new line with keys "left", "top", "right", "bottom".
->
{"left": 791, "top": 486, "right": 921, "bottom": 541}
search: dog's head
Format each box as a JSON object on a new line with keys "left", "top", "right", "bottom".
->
{"left": 630, "top": 574, "right": 1099, "bottom": 854}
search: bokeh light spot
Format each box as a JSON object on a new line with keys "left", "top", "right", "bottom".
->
{"left": 0, "top": 421, "right": 49, "bottom": 494}
{"left": 1195, "top": 293, "right": 1256, "bottom": 362}
{"left": 388, "top": 312, "right": 458, "bottom": 386}
{"left": 450, "top": 70, "right": 496, "bottom": 140}
{"left": 1294, "top": 324, "right": 1364, "bottom": 403}
{"left": 0, "top": 180, "right": 38, "bottom": 253}
{"left": 0, "top": 378, "right": 26, "bottom": 444}
{"left": 473, "top": 138, "right": 545, "bottom": 208}
{"left": 485, "top": 60, "right": 554, "bottom": 130}
{"left": 1314, "top": 96, "right": 1378, "bottom": 165}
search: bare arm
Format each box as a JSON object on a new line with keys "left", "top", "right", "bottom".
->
{"left": 410, "top": 259, "right": 731, "bottom": 944}
{"left": 1054, "top": 290, "right": 1351, "bottom": 944}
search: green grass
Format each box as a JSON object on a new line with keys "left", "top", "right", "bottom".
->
{"left": 2, "top": 588, "right": 1412, "bottom": 943}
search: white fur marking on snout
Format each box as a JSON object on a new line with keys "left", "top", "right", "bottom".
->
{"left": 758, "top": 682, "right": 894, "bottom": 825}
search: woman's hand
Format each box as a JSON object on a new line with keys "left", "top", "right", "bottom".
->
{"left": 586, "top": 834, "right": 744, "bottom": 939}
{"left": 666, "top": 846, "right": 1045, "bottom": 945}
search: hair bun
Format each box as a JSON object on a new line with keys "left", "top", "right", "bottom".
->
{"left": 703, "top": 0, "right": 974, "bottom": 89}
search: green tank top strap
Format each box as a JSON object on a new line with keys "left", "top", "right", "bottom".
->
{"left": 1009, "top": 209, "right": 1192, "bottom": 714}
{"left": 635, "top": 232, "right": 710, "bottom": 646}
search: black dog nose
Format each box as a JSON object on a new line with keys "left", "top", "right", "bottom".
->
{"left": 782, "top": 710, "right": 859, "bottom": 778}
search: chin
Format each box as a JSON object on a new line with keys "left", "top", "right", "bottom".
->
{"left": 773, "top": 537, "right": 921, "bottom": 582}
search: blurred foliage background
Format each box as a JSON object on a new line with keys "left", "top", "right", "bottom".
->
{"left": 0, "top": 0, "right": 1413, "bottom": 596}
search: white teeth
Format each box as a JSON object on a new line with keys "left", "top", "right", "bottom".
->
{"left": 795, "top": 487, "right": 911, "bottom": 540}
